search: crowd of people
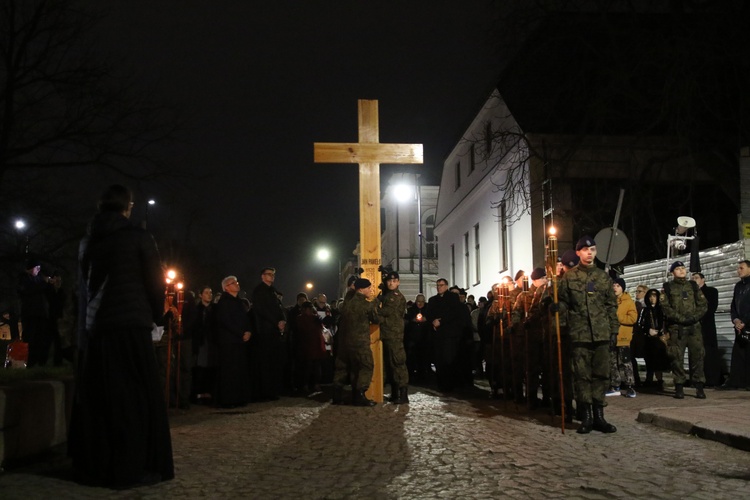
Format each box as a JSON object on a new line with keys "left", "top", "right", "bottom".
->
{"left": 6, "top": 184, "right": 750, "bottom": 489}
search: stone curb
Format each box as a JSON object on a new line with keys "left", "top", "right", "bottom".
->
{"left": 637, "top": 403, "right": 750, "bottom": 452}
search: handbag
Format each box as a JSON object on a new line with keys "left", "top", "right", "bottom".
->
{"left": 738, "top": 330, "right": 750, "bottom": 347}
{"left": 659, "top": 332, "right": 670, "bottom": 347}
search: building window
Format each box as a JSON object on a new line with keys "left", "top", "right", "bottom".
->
{"left": 485, "top": 121, "right": 493, "bottom": 156}
{"left": 425, "top": 213, "right": 437, "bottom": 258}
{"left": 474, "top": 223, "right": 480, "bottom": 285}
{"left": 469, "top": 144, "right": 475, "bottom": 173}
{"left": 464, "top": 232, "right": 470, "bottom": 288}
{"left": 450, "top": 244, "right": 456, "bottom": 286}
{"left": 498, "top": 201, "right": 508, "bottom": 273}
{"left": 455, "top": 162, "right": 461, "bottom": 190}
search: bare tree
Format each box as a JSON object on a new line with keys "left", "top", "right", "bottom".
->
{"left": 0, "top": 0, "right": 179, "bottom": 188}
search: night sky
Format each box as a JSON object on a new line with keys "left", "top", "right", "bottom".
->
{"left": 92, "top": 1, "right": 506, "bottom": 300}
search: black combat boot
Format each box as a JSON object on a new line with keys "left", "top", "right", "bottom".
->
{"left": 674, "top": 384, "right": 685, "bottom": 399}
{"left": 353, "top": 388, "right": 376, "bottom": 407}
{"left": 398, "top": 386, "right": 409, "bottom": 404}
{"left": 331, "top": 385, "right": 344, "bottom": 405}
{"left": 592, "top": 403, "right": 617, "bottom": 433}
{"left": 695, "top": 383, "right": 706, "bottom": 399}
{"left": 576, "top": 403, "right": 593, "bottom": 434}
{"left": 389, "top": 385, "right": 399, "bottom": 403}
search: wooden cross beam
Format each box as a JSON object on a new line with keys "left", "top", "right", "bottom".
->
{"left": 314, "top": 99, "right": 423, "bottom": 403}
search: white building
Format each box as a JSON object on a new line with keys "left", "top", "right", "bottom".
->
{"left": 381, "top": 173, "right": 440, "bottom": 301}
{"left": 434, "top": 90, "right": 537, "bottom": 299}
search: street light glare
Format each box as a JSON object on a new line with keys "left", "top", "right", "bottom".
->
{"left": 393, "top": 184, "right": 413, "bottom": 203}
{"left": 317, "top": 248, "right": 330, "bottom": 261}
{"left": 14, "top": 219, "right": 25, "bottom": 230}
{"left": 305, "top": 282, "right": 313, "bottom": 290}
{"left": 148, "top": 199, "right": 156, "bottom": 205}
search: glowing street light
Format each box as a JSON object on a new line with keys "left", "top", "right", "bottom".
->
{"left": 14, "top": 219, "right": 25, "bottom": 230}
{"left": 305, "top": 282, "right": 313, "bottom": 290}
{"left": 316, "top": 248, "right": 331, "bottom": 261}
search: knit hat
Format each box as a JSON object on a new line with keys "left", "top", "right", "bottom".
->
{"left": 613, "top": 277, "right": 626, "bottom": 290}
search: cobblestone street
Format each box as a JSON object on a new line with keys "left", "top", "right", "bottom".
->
{"left": 3, "top": 384, "right": 750, "bottom": 499}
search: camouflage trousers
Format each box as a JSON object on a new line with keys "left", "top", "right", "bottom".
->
{"left": 609, "top": 345, "right": 635, "bottom": 388}
{"left": 333, "top": 346, "right": 374, "bottom": 391}
{"left": 382, "top": 337, "right": 409, "bottom": 387}
{"left": 546, "top": 331, "right": 573, "bottom": 404}
{"left": 667, "top": 329, "right": 705, "bottom": 385}
{"left": 571, "top": 343, "right": 610, "bottom": 405}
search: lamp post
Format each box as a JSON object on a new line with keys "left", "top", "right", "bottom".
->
{"left": 393, "top": 174, "right": 423, "bottom": 293}
{"left": 143, "top": 199, "right": 156, "bottom": 229}
{"left": 316, "top": 247, "right": 344, "bottom": 299}
{"left": 14, "top": 219, "right": 28, "bottom": 257}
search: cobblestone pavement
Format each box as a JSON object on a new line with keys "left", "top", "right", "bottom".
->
{"left": 3, "top": 383, "right": 750, "bottom": 499}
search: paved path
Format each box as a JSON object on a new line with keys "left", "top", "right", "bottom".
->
{"left": 2, "top": 383, "right": 750, "bottom": 499}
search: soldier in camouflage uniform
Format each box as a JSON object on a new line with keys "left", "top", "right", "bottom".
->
{"left": 511, "top": 267, "right": 548, "bottom": 408}
{"left": 331, "top": 278, "right": 380, "bottom": 406}
{"left": 661, "top": 261, "right": 708, "bottom": 399}
{"left": 556, "top": 236, "right": 619, "bottom": 434}
{"left": 379, "top": 271, "right": 409, "bottom": 404}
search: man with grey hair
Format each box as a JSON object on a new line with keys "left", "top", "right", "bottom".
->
{"left": 214, "top": 275, "right": 252, "bottom": 407}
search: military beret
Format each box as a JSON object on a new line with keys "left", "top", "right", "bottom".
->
{"left": 575, "top": 235, "right": 596, "bottom": 251}
{"left": 530, "top": 267, "right": 546, "bottom": 280}
{"left": 669, "top": 261, "right": 685, "bottom": 273}
{"left": 354, "top": 278, "right": 371, "bottom": 289}
{"left": 560, "top": 250, "right": 579, "bottom": 268}
{"left": 386, "top": 271, "right": 400, "bottom": 280}
{"left": 613, "top": 277, "right": 626, "bottom": 290}
{"left": 514, "top": 270, "right": 525, "bottom": 281}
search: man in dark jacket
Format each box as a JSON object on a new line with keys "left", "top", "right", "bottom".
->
{"left": 69, "top": 184, "right": 173, "bottom": 489}
{"left": 17, "top": 259, "right": 55, "bottom": 367}
{"left": 692, "top": 272, "right": 721, "bottom": 387}
{"left": 724, "top": 260, "right": 750, "bottom": 390}
{"left": 662, "top": 261, "right": 708, "bottom": 399}
{"left": 425, "top": 278, "right": 466, "bottom": 392}
{"left": 215, "top": 276, "right": 252, "bottom": 407}
{"left": 250, "top": 267, "right": 287, "bottom": 401}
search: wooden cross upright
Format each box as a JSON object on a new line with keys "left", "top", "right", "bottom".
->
{"left": 314, "top": 99, "right": 423, "bottom": 403}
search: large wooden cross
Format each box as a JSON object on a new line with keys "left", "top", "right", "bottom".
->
{"left": 314, "top": 99, "right": 423, "bottom": 403}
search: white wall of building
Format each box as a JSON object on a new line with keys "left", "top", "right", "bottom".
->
{"left": 434, "top": 90, "right": 535, "bottom": 299}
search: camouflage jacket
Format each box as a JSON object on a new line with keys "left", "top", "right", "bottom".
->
{"left": 557, "top": 264, "right": 619, "bottom": 344}
{"left": 378, "top": 288, "right": 406, "bottom": 340}
{"left": 339, "top": 291, "right": 379, "bottom": 349}
{"left": 660, "top": 277, "right": 707, "bottom": 335}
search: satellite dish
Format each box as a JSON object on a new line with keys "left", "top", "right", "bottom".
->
{"left": 594, "top": 227, "right": 629, "bottom": 264}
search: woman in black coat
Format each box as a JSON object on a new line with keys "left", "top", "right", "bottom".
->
{"left": 68, "top": 185, "right": 173, "bottom": 489}
{"left": 638, "top": 289, "right": 671, "bottom": 389}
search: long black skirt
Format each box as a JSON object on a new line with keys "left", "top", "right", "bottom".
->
{"left": 68, "top": 327, "right": 174, "bottom": 489}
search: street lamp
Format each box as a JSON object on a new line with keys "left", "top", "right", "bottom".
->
{"left": 316, "top": 247, "right": 345, "bottom": 299}
{"left": 143, "top": 198, "right": 156, "bottom": 229}
{"left": 393, "top": 174, "right": 423, "bottom": 293}
{"left": 14, "top": 219, "right": 29, "bottom": 256}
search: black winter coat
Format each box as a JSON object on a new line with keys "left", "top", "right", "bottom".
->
{"left": 79, "top": 212, "right": 164, "bottom": 337}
